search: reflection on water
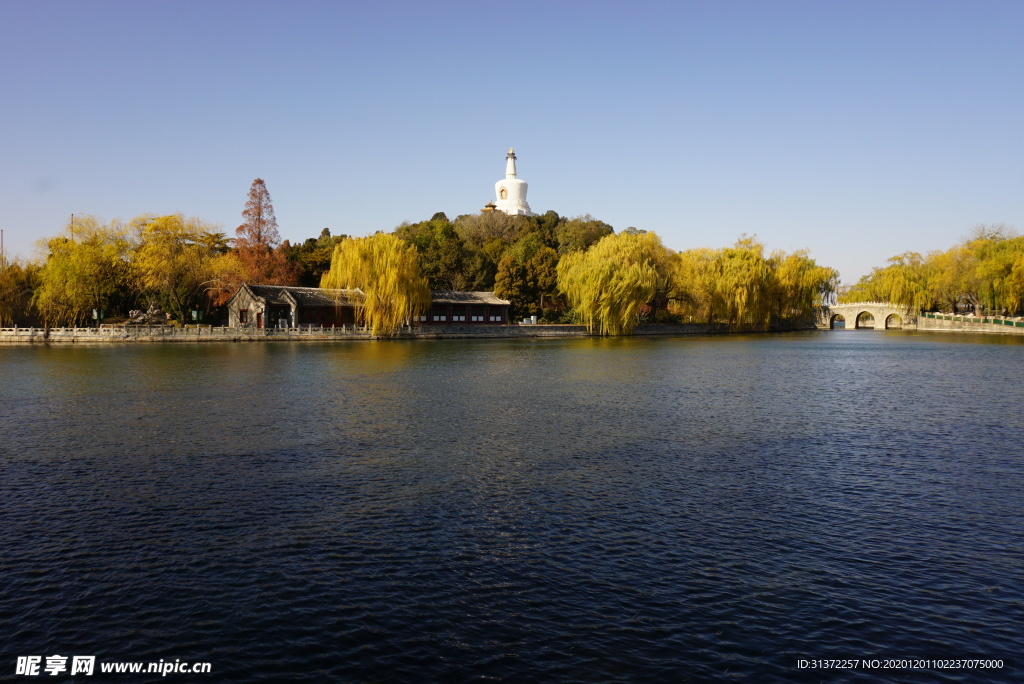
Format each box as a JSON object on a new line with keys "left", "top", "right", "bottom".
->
{"left": 1, "top": 332, "right": 1022, "bottom": 682}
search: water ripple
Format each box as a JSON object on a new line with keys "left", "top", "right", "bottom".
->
{"left": 1, "top": 334, "right": 1021, "bottom": 682}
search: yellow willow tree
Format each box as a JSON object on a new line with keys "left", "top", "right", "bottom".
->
{"left": 770, "top": 249, "right": 839, "bottom": 326}
{"left": 0, "top": 259, "right": 39, "bottom": 326}
{"left": 669, "top": 247, "right": 718, "bottom": 324}
{"left": 712, "top": 237, "right": 774, "bottom": 330}
{"left": 131, "top": 214, "right": 220, "bottom": 323}
{"left": 1007, "top": 251, "right": 1024, "bottom": 313}
{"left": 557, "top": 231, "right": 663, "bottom": 336}
{"left": 32, "top": 215, "right": 132, "bottom": 326}
{"left": 669, "top": 241, "right": 837, "bottom": 329}
{"left": 926, "top": 247, "right": 972, "bottom": 313}
{"left": 840, "top": 251, "right": 932, "bottom": 310}
{"left": 969, "top": 233, "right": 1024, "bottom": 313}
{"left": 882, "top": 252, "right": 932, "bottom": 311}
{"left": 321, "top": 233, "right": 430, "bottom": 336}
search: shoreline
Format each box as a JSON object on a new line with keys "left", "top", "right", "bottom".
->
{"left": 4, "top": 318, "right": 1023, "bottom": 346}
{"left": 0, "top": 322, "right": 752, "bottom": 345}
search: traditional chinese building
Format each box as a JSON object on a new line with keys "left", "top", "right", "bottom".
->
{"left": 226, "top": 284, "right": 362, "bottom": 328}
{"left": 417, "top": 291, "right": 511, "bottom": 325}
{"left": 226, "top": 284, "right": 510, "bottom": 328}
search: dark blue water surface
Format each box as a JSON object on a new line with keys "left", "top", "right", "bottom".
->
{"left": 1, "top": 332, "right": 1021, "bottom": 682}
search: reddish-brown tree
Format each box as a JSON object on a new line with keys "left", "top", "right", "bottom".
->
{"left": 234, "top": 178, "right": 297, "bottom": 285}
{"left": 236, "top": 178, "right": 281, "bottom": 249}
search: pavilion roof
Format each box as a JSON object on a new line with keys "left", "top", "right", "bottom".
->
{"left": 245, "top": 284, "right": 363, "bottom": 307}
{"left": 236, "top": 284, "right": 507, "bottom": 308}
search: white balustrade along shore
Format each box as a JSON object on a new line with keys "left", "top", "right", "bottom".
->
{"left": 0, "top": 322, "right": 739, "bottom": 344}
{"left": 916, "top": 313, "right": 1024, "bottom": 335}
{"left": 0, "top": 324, "right": 379, "bottom": 344}
{"left": 0, "top": 324, "right": 407, "bottom": 343}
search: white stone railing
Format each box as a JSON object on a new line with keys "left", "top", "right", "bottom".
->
{"left": 829, "top": 301, "right": 912, "bottom": 310}
{"left": 0, "top": 325, "right": 378, "bottom": 338}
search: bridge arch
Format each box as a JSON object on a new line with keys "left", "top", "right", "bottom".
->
{"left": 829, "top": 314, "right": 846, "bottom": 329}
{"left": 855, "top": 311, "right": 875, "bottom": 329}
{"left": 885, "top": 313, "right": 902, "bottom": 329}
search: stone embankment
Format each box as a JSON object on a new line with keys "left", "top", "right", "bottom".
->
{"left": 916, "top": 313, "right": 1024, "bottom": 335}
{"left": 0, "top": 323, "right": 732, "bottom": 345}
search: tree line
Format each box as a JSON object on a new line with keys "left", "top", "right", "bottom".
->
{"left": 840, "top": 224, "right": 1024, "bottom": 315}
{"left": 0, "top": 178, "right": 839, "bottom": 335}
{"left": 0, "top": 179, "right": 339, "bottom": 327}
{"left": 322, "top": 222, "right": 838, "bottom": 336}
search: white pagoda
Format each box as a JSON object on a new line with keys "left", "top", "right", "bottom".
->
{"left": 490, "top": 148, "right": 535, "bottom": 217}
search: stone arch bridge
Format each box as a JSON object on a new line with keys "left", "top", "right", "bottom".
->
{"left": 816, "top": 302, "right": 916, "bottom": 330}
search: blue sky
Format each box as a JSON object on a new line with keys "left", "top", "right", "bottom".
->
{"left": 2, "top": 0, "right": 1021, "bottom": 283}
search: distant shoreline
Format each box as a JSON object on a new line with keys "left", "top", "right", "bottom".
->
{"left": 0, "top": 322, "right": 759, "bottom": 345}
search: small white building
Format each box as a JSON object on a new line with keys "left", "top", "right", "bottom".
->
{"left": 491, "top": 148, "right": 535, "bottom": 217}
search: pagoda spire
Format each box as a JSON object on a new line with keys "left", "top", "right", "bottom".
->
{"left": 505, "top": 148, "right": 517, "bottom": 179}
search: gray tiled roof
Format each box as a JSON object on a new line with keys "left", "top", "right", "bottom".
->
{"left": 239, "top": 284, "right": 507, "bottom": 308}
{"left": 244, "top": 284, "right": 290, "bottom": 306}
{"left": 430, "top": 291, "right": 510, "bottom": 306}
{"left": 246, "top": 284, "right": 363, "bottom": 307}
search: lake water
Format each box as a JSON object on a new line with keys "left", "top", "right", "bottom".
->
{"left": 1, "top": 332, "right": 1021, "bottom": 682}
